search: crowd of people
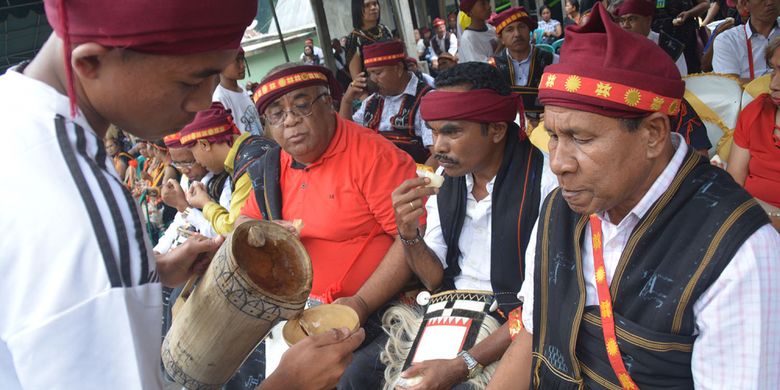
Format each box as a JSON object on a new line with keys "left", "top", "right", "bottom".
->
{"left": 1, "top": 0, "right": 779, "bottom": 389}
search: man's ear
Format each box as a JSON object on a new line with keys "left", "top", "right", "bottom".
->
{"left": 640, "top": 112, "right": 671, "bottom": 159}
{"left": 198, "top": 139, "right": 212, "bottom": 152}
{"left": 70, "top": 43, "right": 113, "bottom": 81}
{"left": 489, "top": 122, "right": 508, "bottom": 143}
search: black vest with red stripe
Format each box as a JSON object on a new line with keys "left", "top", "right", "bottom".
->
{"left": 489, "top": 47, "right": 553, "bottom": 114}
{"left": 530, "top": 150, "right": 768, "bottom": 389}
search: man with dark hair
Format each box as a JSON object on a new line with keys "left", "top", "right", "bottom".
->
{"left": 0, "top": 0, "right": 364, "bottom": 388}
{"left": 213, "top": 48, "right": 264, "bottom": 136}
{"left": 387, "top": 62, "right": 557, "bottom": 389}
{"left": 340, "top": 40, "right": 435, "bottom": 163}
{"left": 488, "top": 7, "right": 559, "bottom": 127}
{"left": 488, "top": 4, "right": 779, "bottom": 388}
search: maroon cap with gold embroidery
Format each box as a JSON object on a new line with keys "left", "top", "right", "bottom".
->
{"left": 538, "top": 3, "right": 684, "bottom": 118}
{"left": 433, "top": 18, "right": 446, "bottom": 28}
{"left": 252, "top": 65, "right": 342, "bottom": 115}
{"left": 179, "top": 102, "right": 240, "bottom": 146}
{"left": 363, "top": 40, "right": 407, "bottom": 68}
{"left": 614, "top": 0, "right": 656, "bottom": 17}
{"left": 488, "top": 6, "right": 537, "bottom": 34}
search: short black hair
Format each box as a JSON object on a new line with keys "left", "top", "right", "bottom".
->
{"left": 620, "top": 117, "right": 643, "bottom": 132}
{"left": 352, "top": 0, "right": 381, "bottom": 30}
{"left": 568, "top": 0, "right": 580, "bottom": 12}
{"left": 539, "top": 5, "right": 551, "bottom": 13}
{"left": 434, "top": 62, "right": 511, "bottom": 96}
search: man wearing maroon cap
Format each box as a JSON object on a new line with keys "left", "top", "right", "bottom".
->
{"left": 0, "top": 0, "right": 364, "bottom": 388}
{"left": 488, "top": 4, "right": 780, "bottom": 389}
{"left": 340, "top": 40, "right": 435, "bottom": 164}
{"left": 612, "top": 0, "right": 688, "bottom": 76}
{"left": 431, "top": 17, "right": 459, "bottom": 59}
{"left": 458, "top": 0, "right": 499, "bottom": 63}
{"left": 488, "top": 6, "right": 558, "bottom": 127}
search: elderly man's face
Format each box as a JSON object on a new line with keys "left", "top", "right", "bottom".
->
{"left": 367, "top": 63, "right": 406, "bottom": 96}
{"left": 544, "top": 105, "right": 657, "bottom": 217}
{"left": 77, "top": 48, "right": 236, "bottom": 140}
{"left": 170, "top": 147, "right": 208, "bottom": 181}
{"left": 744, "top": 0, "right": 780, "bottom": 23}
{"left": 263, "top": 85, "right": 335, "bottom": 164}
{"left": 499, "top": 21, "right": 531, "bottom": 53}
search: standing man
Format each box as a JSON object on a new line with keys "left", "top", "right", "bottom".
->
{"left": 242, "top": 63, "right": 418, "bottom": 389}
{"left": 0, "top": 0, "right": 363, "bottom": 388}
{"left": 488, "top": 7, "right": 558, "bottom": 127}
{"left": 653, "top": 0, "right": 709, "bottom": 73}
{"left": 340, "top": 40, "right": 435, "bottom": 164}
{"left": 488, "top": 4, "right": 780, "bottom": 388}
{"left": 458, "top": 0, "right": 499, "bottom": 63}
{"left": 213, "top": 48, "right": 264, "bottom": 136}
{"left": 389, "top": 62, "right": 558, "bottom": 389}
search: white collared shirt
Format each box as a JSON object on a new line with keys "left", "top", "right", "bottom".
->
{"left": 520, "top": 133, "right": 780, "bottom": 388}
{"left": 712, "top": 18, "right": 780, "bottom": 79}
{"left": 507, "top": 48, "right": 560, "bottom": 87}
{"left": 423, "top": 153, "right": 559, "bottom": 291}
{"left": 431, "top": 32, "right": 459, "bottom": 58}
{"left": 647, "top": 31, "right": 688, "bottom": 76}
{"left": 352, "top": 73, "right": 434, "bottom": 146}
{"left": 0, "top": 68, "right": 163, "bottom": 388}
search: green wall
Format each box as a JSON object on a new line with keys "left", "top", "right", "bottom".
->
{"left": 242, "top": 33, "right": 322, "bottom": 84}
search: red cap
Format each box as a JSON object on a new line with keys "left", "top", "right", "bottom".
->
{"left": 179, "top": 102, "right": 240, "bottom": 146}
{"left": 538, "top": 3, "right": 684, "bottom": 118}
{"left": 253, "top": 65, "right": 342, "bottom": 115}
{"left": 488, "top": 6, "right": 537, "bottom": 34}
{"left": 362, "top": 40, "right": 407, "bottom": 68}
{"left": 163, "top": 132, "right": 184, "bottom": 149}
{"left": 460, "top": 0, "right": 477, "bottom": 12}
{"left": 44, "top": 0, "right": 257, "bottom": 117}
{"left": 614, "top": 0, "right": 656, "bottom": 17}
{"left": 433, "top": 18, "right": 446, "bottom": 28}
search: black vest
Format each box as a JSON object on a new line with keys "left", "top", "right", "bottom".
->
{"left": 531, "top": 150, "right": 769, "bottom": 389}
{"left": 247, "top": 145, "right": 283, "bottom": 221}
{"left": 432, "top": 32, "right": 451, "bottom": 56}
{"left": 231, "top": 135, "right": 277, "bottom": 191}
{"left": 363, "top": 77, "right": 432, "bottom": 163}
{"left": 490, "top": 47, "right": 554, "bottom": 114}
{"left": 438, "top": 125, "right": 544, "bottom": 318}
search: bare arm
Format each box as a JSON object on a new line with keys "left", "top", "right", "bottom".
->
{"left": 554, "top": 23, "right": 562, "bottom": 38}
{"left": 486, "top": 329, "right": 533, "bottom": 390}
{"left": 702, "top": 2, "right": 720, "bottom": 26}
{"left": 726, "top": 142, "right": 750, "bottom": 186}
{"left": 348, "top": 52, "right": 363, "bottom": 80}
{"left": 470, "top": 322, "right": 513, "bottom": 366}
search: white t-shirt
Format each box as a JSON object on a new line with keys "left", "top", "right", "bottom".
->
{"left": 458, "top": 26, "right": 497, "bottom": 63}
{"left": 212, "top": 84, "right": 263, "bottom": 136}
{"left": 299, "top": 45, "right": 324, "bottom": 61}
{"left": 0, "top": 68, "right": 163, "bottom": 389}
{"left": 712, "top": 18, "right": 780, "bottom": 79}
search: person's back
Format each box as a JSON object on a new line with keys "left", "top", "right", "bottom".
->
{"left": 458, "top": 0, "right": 498, "bottom": 62}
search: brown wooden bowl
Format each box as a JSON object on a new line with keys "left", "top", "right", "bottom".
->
{"left": 282, "top": 304, "right": 360, "bottom": 346}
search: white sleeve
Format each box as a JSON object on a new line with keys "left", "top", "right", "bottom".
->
{"left": 153, "top": 212, "right": 185, "bottom": 253}
{"left": 3, "top": 287, "right": 164, "bottom": 389}
{"left": 676, "top": 53, "right": 688, "bottom": 77}
{"left": 458, "top": 34, "right": 475, "bottom": 62}
{"left": 422, "top": 192, "right": 449, "bottom": 269}
{"left": 690, "top": 224, "right": 780, "bottom": 388}
{"left": 520, "top": 219, "right": 539, "bottom": 333}
{"left": 352, "top": 96, "right": 370, "bottom": 125}
{"left": 186, "top": 208, "right": 218, "bottom": 238}
{"left": 711, "top": 33, "right": 740, "bottom": 75}
{"left": 449, "top": 34, "right": 459, "bottom": 55}
{"left": 416, "top": 108, "right": 434, "bottom": 147}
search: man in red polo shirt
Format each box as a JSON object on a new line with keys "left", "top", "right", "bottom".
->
{"left": 239, "top": 63, "right": 418, "bottom": 388}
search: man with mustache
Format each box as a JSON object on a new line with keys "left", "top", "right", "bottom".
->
{"left": 487, "top": 7, "right": 559, "bottom": 128}
{"left": 488, "top": 4, "right": 780, "bottom": 388}
{"left": 240, "top": 63, "right": 418, "bottom": 389}
{"left": 713, "top": 0, "right": 780, "bottom": 81}
{"left": 389, "top": 62, "right": 557, "bottom": 389}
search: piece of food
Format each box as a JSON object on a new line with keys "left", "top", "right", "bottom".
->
{"left": 292, "top": 219, "right": 304, "bottom": 234}
{"left": 415, "top": 164, "right": 444, "bottom": 188}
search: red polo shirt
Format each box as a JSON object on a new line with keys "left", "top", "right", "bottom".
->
{"left": 241, "top": 115, "right": 417, "bottom": 302}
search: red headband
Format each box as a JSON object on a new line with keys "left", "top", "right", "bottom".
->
{"left": 44, "top": 0, "right": 257, "bottom": 117}
{"left": 489, "top": 6, "right": 538, "bottom": 34}
{"left": 363, "top": 40, "right": 406, "bottom": 68}
{"left": 252, "top": 65, "right": 342, "bottom": 115}
{"left": 163, "top": 132, "right": 185, "bottom": 149}
{"left": 420, "top": 89, "right": 525, "bottom": 132}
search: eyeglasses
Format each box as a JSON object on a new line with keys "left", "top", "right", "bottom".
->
{"left": 171, "top": 160, "right": 198, "bottom": 170}
{"left": 263, "top": 93, "right": 329, "bottom": 127}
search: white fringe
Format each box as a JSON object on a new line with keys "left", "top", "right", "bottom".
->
{"left": 380, "top": 304, "right": 500, "bottom": 390}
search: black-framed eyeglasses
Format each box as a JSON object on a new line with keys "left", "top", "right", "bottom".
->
{"left": 263, "top": 92, "right": 329, "bottom": 127}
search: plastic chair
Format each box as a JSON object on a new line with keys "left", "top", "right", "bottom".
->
{"left": 533, "top": 28, "right": 545, "bottom": 45}
{"left": 535, "top": 43, "right": 555, "bottom": 54}
{"left": 552, "top": 38, "right": 565, "bottom": 53}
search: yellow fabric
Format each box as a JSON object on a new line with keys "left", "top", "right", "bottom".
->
{"left": 744, "top": 74, "right": 771, "bottom": 99}
{"left": 202, "top": 132, "right": 252, "bottom": 235}
{"left": 684, "top": 90, "right": 735, "bottom": 159}
{"left": 529, "top": 121, "right": 550, "bottom": 153}
{"left": 202, "top": 173, "right": 251, "bottom": 235}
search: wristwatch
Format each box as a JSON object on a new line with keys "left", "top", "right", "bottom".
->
{"left": 458, "top": 350, "right": 484, "bottom": 379}
{"left": 398, "top": 228, "right": 423, "bottom": 246}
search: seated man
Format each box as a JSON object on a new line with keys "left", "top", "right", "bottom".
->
{"left": 340, "top": 40, "right": 434, "bottom": 164}
{"left": 180, "top": 102, "right": 275, "bottom": 235}
{"left": 713, "top": 0, "right": 780, "bottom": 82}
{"left": 388, "top": 62, "right": 558, "bottom": 389}
{"left": 489, "top": 4, "right": 780, "bottom": 388}
{"left": 488, "top": 7, "right": 558, "bottom": 128}
{"left": 156, "top": 131, "right": 232, "bottom": 253}
{"left": 241, "top": 64, "right": 418, "bottom": 389}
{"left": 458, "top": 0, "right": 499, "bottom": 63}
